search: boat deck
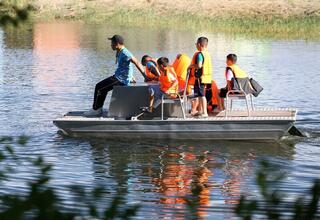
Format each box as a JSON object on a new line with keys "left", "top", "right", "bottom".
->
{"left": 59, "top": 108, "right": 297, "bottom": 121}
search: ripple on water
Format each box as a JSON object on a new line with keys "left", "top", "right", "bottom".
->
{"left": 0, "top": 23, "right": 320, "bottom": 219}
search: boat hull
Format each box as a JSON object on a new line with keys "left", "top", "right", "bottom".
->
{"left": 53, "top": 115, "right": 295, "bottom": 140}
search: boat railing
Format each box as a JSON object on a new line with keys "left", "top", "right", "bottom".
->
{"left": 182, "top": 69, "right": 191, "bottom": 114}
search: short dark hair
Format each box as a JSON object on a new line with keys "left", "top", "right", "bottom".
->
{"left": 141, "top": 55, "right": 151, "bottom": 66}
{"left": 157, "top": 57, "right": 169, "bottom": 67}
{"left": 226, "top": 54, "right": 237, "bottom": 63}
{"left": 197, "top": 37, "right": 208, "bottom": 47}
{"left": 108, "top": 34, "right": 124, "bottom": 45}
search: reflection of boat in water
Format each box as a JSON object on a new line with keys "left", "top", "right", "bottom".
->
{"left": 87, "top": 140, "right": 295, "bottom": 219}
{"left": 53, "top": 85, "right": 300, "bottom": 140}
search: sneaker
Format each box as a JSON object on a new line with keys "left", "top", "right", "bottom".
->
{"left": 83, "top": 108, "right": 102, "bottom": 117}
{"left": 139, "top": 107, "right": 152, "bottom": 113}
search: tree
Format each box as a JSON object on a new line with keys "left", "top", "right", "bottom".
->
{"left": 0, "top": 0, "right": 33, "bottom": 26}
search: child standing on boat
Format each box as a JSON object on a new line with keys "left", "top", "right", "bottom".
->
{"left": 188, "top": 37, "right": 213, "bottom": 118}
{"left": 84, "top": 35, "right": 147, "bottom": 117}
{"left": 147, "top": 57, "right": 178, "bottom": 112}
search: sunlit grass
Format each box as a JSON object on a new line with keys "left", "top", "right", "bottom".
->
{"left": 31, "top": 6, "right": 320, "bottom": 40}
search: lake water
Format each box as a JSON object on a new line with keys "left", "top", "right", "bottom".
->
{"left": 0, "top": 22, "right": 320, "bottom": 219}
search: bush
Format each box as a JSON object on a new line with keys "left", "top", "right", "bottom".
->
{"left": 0, "top": 136, "right": 139, "bottom": 220}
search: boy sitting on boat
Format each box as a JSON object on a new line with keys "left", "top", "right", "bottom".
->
{"left": 219, "top": 54, "right": 253, "bottom": 99}
{"left": 146, "top": 57, "right": 179, "bottom": 112}
{"left": 84, "top": 35, "right": 147, "bottom": 117}
{"left": 141, "top": 55, "right": 160, "bottom": 82}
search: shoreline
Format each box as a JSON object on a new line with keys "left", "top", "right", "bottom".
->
{"left": 13, "top": 0, "right": 320, "bottom": 39}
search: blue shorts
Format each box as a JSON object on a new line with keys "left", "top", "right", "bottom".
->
{"left": 194, "top": 79, "right": 206, "bottom": 97}
{"left": 149, "top": 84, "right": 165, "bottom": 107}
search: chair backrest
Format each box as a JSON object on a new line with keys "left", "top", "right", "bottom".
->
{"left": 236, "top": 78, "right": 254, "bottom": 94}
{"left": 227, "top": 67, "right": 253, "bottom": 95}
{"left": 108, "top": 85, "right": 150, "bottom": 119}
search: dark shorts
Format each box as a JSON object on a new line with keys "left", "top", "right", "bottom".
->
{"left": 194, "top": 79, "right": 206, "bottom": 97}
{"left": 219, "top": 87, "right": 228, "bottom": 98}
{"left": 219, "top": 87, "right": 242, "bottom": 98}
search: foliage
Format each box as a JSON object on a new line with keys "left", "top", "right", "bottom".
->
{"left": 235, "top": 160, "right": 320, "bottom": 220}
{"left": 0, "top": 136, "right": 139, "bottom": 220}
{"left": 0, "top": 0, "right": 34, "bottom": 26}
{"left": 1, "top": 136, "right": 319, "bottom": 219}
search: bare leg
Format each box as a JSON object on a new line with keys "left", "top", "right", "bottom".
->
{"left": 149, "top": 94, "right": 154, "bottom": 112}
{"left": 200, "top": 96, "right": 208, "bottom": 117}
{"left": 220, "top": 98, "right": 225, "bottom": 110}
{"left": 191, "top": 98, "right": 199, "bottom": 115}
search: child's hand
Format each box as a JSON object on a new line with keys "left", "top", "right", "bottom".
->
{"left": 144, "top": 77, "right": 153, "bottom": 82}
{"left": 169, "top": 94, "right": 177, "bottom": 99}
{"left": 165, "top": 92, "right": 177, "bottom": 99}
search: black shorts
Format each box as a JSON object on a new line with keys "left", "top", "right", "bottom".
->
{"left": 194, "top": 79, "right": 206, "bottom": 97}
{"left": 219, "top": 87, "right": 241, "bottom": 98}
{"left": 219, "top": 87, "right": 228, "bottom": 98}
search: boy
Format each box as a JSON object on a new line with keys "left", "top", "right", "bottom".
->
{"left": 84, "top": 35, "right": 147, "bottom": 117}
{"left": 219, "top": 54, "right": 250, "bottom": 99}
{"left": 188, "top": 37, "right": 213, "bottom": 117}
{"left": 147, "top": 57, "right": 178, "bottom": 112}
{"left": 141, "top": 55, "right": 160, "bottom": 81}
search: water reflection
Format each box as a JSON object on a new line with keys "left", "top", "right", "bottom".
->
{"left": 1, "top": 22, "right": 319, "bottom": 219}
{"left": 33, "top": 23, "right": 81, "bottom": 51}
{"left": 2, "top": 25, "right": 33, "bottom": 49}
{"left": 0, "top": 29, "right": 3, "bottom": 84}
{"left": 88, "top": 140, "right": 295, "bottom": 219}
{"left": 152, "top": 148, "right": 213, "bottom": 219}
{"left": 32, "top": 22, "right": 81, "bottom": 93}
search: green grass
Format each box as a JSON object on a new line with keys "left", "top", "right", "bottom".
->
{"left": 32, "top": 7, "right": 320, "bottom": 40}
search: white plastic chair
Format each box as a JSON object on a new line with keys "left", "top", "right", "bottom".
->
{"left": 225, "top": 90, "right": 254, "bottom": 117}
{"left": 161, "top": 93, "right": 186, "bottom": 120}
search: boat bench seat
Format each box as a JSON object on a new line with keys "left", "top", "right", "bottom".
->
{"left": 108, "top": 85, "right": 150, "bottom": 119}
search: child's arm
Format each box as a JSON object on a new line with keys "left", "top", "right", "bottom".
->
{"left": 226, "top": 69, "right": 234, "bottom": 90}
{"left": 196, "top": 52, "right": 204, "bottom": 69}
{"left": 149, "top": 65, "right": 160, "bottom": 77}
{"left": 188, "top": 53, "right": 204, "bottom": 70}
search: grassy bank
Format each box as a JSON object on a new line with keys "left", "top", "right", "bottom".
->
{"left": 10, "top": 0, "right": 320, "bottom": 39}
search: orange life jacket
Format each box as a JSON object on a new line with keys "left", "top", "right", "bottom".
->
{"left": 172, "top": 54, "right": 191, "bottom": 91}
{"left": 210, "top": 80, "right": 219, "bottom": 106}
{"left": 190, "top": 50, "right": 212, "bottom": 85}
{"left": 159, "top": 66, "right": 178, "bottom": 94}
{"left": 145, "top": 60, "right": 159, "bottom": 80}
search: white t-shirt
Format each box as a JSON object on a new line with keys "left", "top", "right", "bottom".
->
{"left": 226, "top": 69, "right": 234, "bottom": 81}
